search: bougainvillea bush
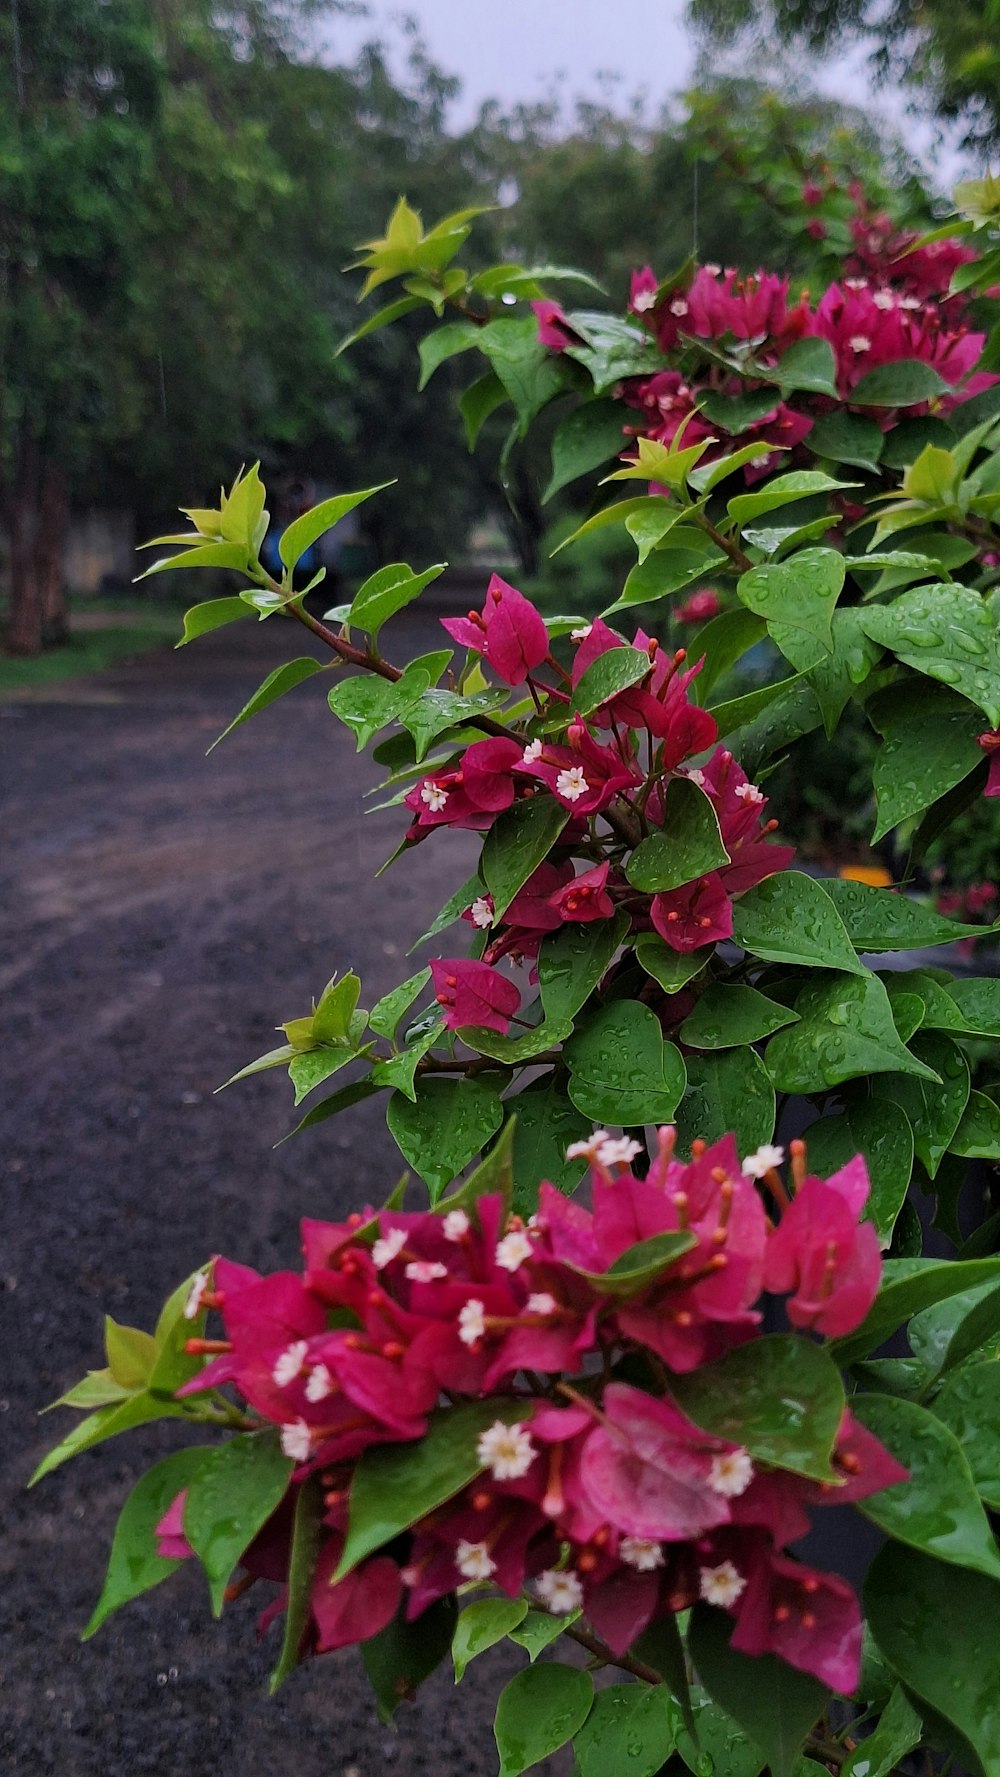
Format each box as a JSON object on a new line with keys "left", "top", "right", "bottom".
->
{"left": 37, "top": 174, "right": 1000, "bottom": 1776}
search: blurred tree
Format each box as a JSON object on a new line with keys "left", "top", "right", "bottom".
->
{"left": 687, "top": 0, "right": 1000, "bottom": 152}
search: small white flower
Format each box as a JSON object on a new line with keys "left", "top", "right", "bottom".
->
{"left": 570, "top": 624, "right": 593, "bottom": 642}
{"left": 405, "top": 1259, "right": 448, "bottom": 1283}
{"left": 495, "top": 1230, "right": 533, "bottom": 1273}
{"left": 620, "top": 1537, "right": 665, "bottom": 1572}
{"left": 535, "top": 1567, "right": 584, "bottom": 1614}
{"left": 280, "top": 1419, "right": 313, "bottom": 1463}
{"left": 872, "top": 289, "right": 896, "bottom": 310}
{"left": 273, "top": 1340, "right": 310, "bottom": 1388}
{"left": 596, "top": 1136, "right": 643, "bottom": 1168}
{"left": 741, "top": 1143, "right": 785, "bottom": 1180}
{"left": 184, "top": 1272, "right": 209, "bottom": 1320}
{"left": 555, "top": 765, "right": 588, "bottom": 803}
{"left": 684, "top": 768, "right": 707, "bottom": 788}
{"left": 477, "top": 1420, "right": 536, "bottom": 1480}
{"left": 849, "top": 334, "right": 872, "bottom": 354}
{"left": 420, "top": 781, "right": 449, "bottom": 812}
{"left": 305, "top": 1363, "right": 334, "bottom": 1403}
{"left": 522, "top": 738, "right": 544, "bottom": 763}
{"left": 703, "top": 262, "right": 721, "bottom": 276}
{"left": 844, "top": 276, "right": 868, "bottom": 290}
{"left": 455, "top": 1539, "right": 497, "bottom": 1581}
{"left": 470, "top": 896, "right": 494, "bottom": 929}
{"left": 734, "top": 780, "right": 765, "bottom": 805}
{"left": 632, "top": 289, "right": 657, "bottom": 313}
{"left": 670, "top": 297, "right": 689, "bottom": 317}
{"left": 459, "top": 1298, "right": 487, "bottom": 1347}
{"left": 900, "top": 294, "right": 923, "bottom": 310}
{"left": 527, "top": 1292, "right": 558, "bottom": 1316}
{"left": 566, "top": 1129, "right": 611, "bottom": 1162}
{"left": 709, "top": 1449, "right": 755, "bottom": 1498}
{"left": 443, "top": 1209, "right": 471, "bottom": 1242}
{"left": 699, "top": 1560, "right": 746, "bottom": 1608}
{"left": 371, "top": 1227, "right": 407, "bottom": 1270}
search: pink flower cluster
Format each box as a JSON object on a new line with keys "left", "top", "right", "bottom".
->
{"left": 162, "top": 1132, "right": 903, "bottom": 1694}
{"left": 402, "top": 580, "right": 792, "bottom": 1037}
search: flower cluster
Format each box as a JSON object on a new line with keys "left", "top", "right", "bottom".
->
{"left": 402, "top": 579, "right": 792, "bottom": 1036}
{"left": 165, "top": 1131, "right": 904, "bottom": 1694}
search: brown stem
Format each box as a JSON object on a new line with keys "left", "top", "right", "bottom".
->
{"left": 562, "top": 1620, "right": 664, "bottom": 1688}
{"left": 694, "top": 511, "right": 753, "bottom": 575}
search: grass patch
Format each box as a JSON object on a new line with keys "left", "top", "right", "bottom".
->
{"left": 0, "top": 607, "right": 181, "bottom": 696}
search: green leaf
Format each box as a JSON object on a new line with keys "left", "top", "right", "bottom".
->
{"left": 537, "top": 912, "right": 628, "bottom": 1024}
{"left": 772, "top": 336, "right": 839, "bottom": 398}
{"left": 177, "top": 596, "right": 251, "bottom": 647}
{"left": 482, "top": 797, "right": 571, "bottom": 920}
{"left": 149, "top": 1267, "right": 211, "bottom": 1395}
{"left": 461, "top": 1016, "right": 573, "bottom": 1064}
{"left": 494, "top": 1663, "right": 594, "bottom": 1777}
{"left": 869, "top": 682, "right": 986, "bottom": 838}
{"left": 327, "top": 667, "right": 431, "bottom": 751}
{"left": 508, "top": 1607, "right": 579, "bottom": 1659}
{"left": 137, "top": 540, "right": 252, "bottom": 581}
{"left": 765, "top": 972, "right": 940, "bottom": 1096}
{"left": 851, "top": 359, "right": 950, "bottom": 406}
{"left": 689, "top": 1605, "right": 830, "bottom": 1777}
{"left": 369, "top": 970, "right": 431, "bottom": 1041}
{"left": 311, "top": 972, "right": 362, "bottom": 1044}
{"left": 809, "top": 411, "right": 886, "bottom": 472}
{"left": 775, "top": 607, "right": 883, "bottom": 737}
{"left": 676, "top": 1686, "right": 764, "bottom": 1777}
{"left": 362, "top": 1595, "right": 456, "bottom": 1722}
{"left": 823, "top": 878, "right": 988, "bottom": 949}
{"left": 841, "top": 1686, "right": 923, "bottom": 1777}
{"left": 625, "top": 498, "right": 692, "bottom": 562}
{"left": 572, "top": 645, "right": 651, "bottom": 715}
{"left": 865, "top": 1543, "right": 1000, "bottom": 1776}
{"left": 831, "top": 1255, "right": 1000, "bottom": 1365}
{"left": 871, "top": 1032, "right": 971, "bottom": 1178}
{"left": 933, "top": 1365, "right": 1000, "bottom": 1510}
{"left": 675, "top": 1046, "right": 776, "bottom": 1159}
{"left": 730, "top": 474, "right": 853, "bottom": 527}
{"left": 680, "top": 984, "right": 799, "bottom": 1049}
{"left": 478, "top": 314, "right": 569, "bottom": 434}
{"left": 386, "top": 1076, "right": 504, "bottom": 1204}
{"left": 348, "top": 562, "right": 446, "bottom": 639}
{"left": 635, "top": 934, "right": 714, "bottom": 994}
{"left": 851, "top": 1394, "right": 1000, "bottom": 1580}
{"left": 279, "top": 485, "right": 391, "bottom": 572}
{"left": 672, "top": 1336, "right": 845, "bottom": 1480}
{"left": 909, "top": 1279, "right": 1000, "bottom": 1379}
{"left": 626, "top": 778, "right": 730, "bottom": 891}
{"left": 691, "top": 609, "right": 768, "bottom": 703}
{"left": 736, "top": 547, "right": 845, "bottom": 654}
{"left": 278, "top": 1075, "right": 384, "bottom": 1142}
{"left": 417, "top": 320, "right": 482, "bottom": 389}
{"left": 435, "top": 1116, "right": 516, "bottom": 1222}
{"left": 452, "top": 1597, "right": 528, "bottom": 1682}
{"left": 544, "top": 399, "right": 626, "bottom": 501}
{"left": 571, "top": 1228, "right": 697, "bottom": 1297}
{"left": 460, "top": 370, "right": 507, "bottom": 448}
{"left": 732, "top": 872, "right": 867, "bottom": 975}
{"left": 335, "top": 294, "right": 423, "bottom": 354}
{"left": 564, "top": 1002, "right": 686, "bottom": 1124}
{"left": 43, "top": 1370, "right": 133, "bottom": 1413}
{"left": 606, "top": 536, "right": 726, "bottom": 612}
{"left": 269, "top": 1476, "right": 323, "bottom": 1691}
{"left": 882, "top": 969, "right": 967, "bottom": 1034}
{"left": 82, "top": 1449, "right": 212, "bottom": 1638}
{"left": 184, "top": 1433, "right": 294, "bottom": 1614}
{"left": 858, "top": 584, "right": 1000, "bottom": 728}
{"left": 338, "top": 1399, "right": 530, "bottom": 1577}
{"left": 402, "top": 686, "right": 509, "bottom": 761}
{"left": 209, "top": 658, "right": 325, "bottom": 752}
{"left": 509, "top": 1080, "right": 591, "bottom": 1211}
{"left": 563, "top": 310, "right": 661, "bottom": 390}
{"left": 709, "top": 673, "right": 807, "bottom": 735}
{"left": 947, "top": 977, "right": 1000, "bottom": 1038}
{"left": 409, "top": 873, "right": 484, "bottom": 951}
{"left": 574, "top": 1684, "right": 679, "bottom": 1777}
{"left": 803, "top": 1100, "right": 914, "bottom": 1245}
{"left": 30, "top": 1391, "right": 191, "bottom": 1486}
{"left": 104, "top": 1317, "right": 157, "bottom": 1389}
{"left": 952, "top": 1089, "right": 1000, "bottom": 1158}
{"left": 288, "top": 1045, "right": 365, "bottom": 1105}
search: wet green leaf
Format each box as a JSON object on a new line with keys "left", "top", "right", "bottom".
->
{"left": 82, "top": 1448, "right": 213, "bottom": 1638}
{"left": 823, "top": 878, "right": 987, "bottom": 949}
{"left": 279, "top": 485, "right": 391, "bottom": 571}
{"left": 840, "top": 1686, "right": 923, "bottom": 1777}
{"left": 508, "top": 1607, "right": 579, "bottom": 1659}
{"left": 362, "top": 1595, "right": 456, "bottom": 1722}
{"left": 572, "top": 645, "right": 651, "bottom": 715}
{"left": 851, "top": 1395, "right": 1000, "bottom": 1579}
{"left": 348, "top": 562, "right": 446, "bottom": 639}
{"left": 494, "top": 1662, "right": 594, "bottom": 1777}
{"left": 544, "top": 399, "right": 628, "bottom": 502}
{"left": 765, "top": 973, "right": 939, "bottom": 1095}
{"left": 184, "top": 1433, "right": 294, "bottom": 1614}
{"left": 858, "top": 584, "right": 1000, "bottom": 728}
{"left": 209, "top": 658, "right": 326, "bottom": 752}
{"left": 933, "top": 1366, "right": 1000, "bottom": 1510}
{"left": 680, "top": 984, "right": 799, "bottom": 1049}
{"left": 690, "top": 1605, "right": 829, "bottom": 1776}
{"left": 671, "top": 1336, "right": 844, "bottom": 1480}
{"left": 482, "top": 798, "right": 571, "bottom": 920}
{"left": 537, "top": 912, "right": 628, "bottom": 1024}
{"left": 626, "top": 778, "right": 730, "bottom": 891}
{"left": 574, "top": 1683, "right": 679, "bottom": 1777}
{"left": 564, "top": 1001, "right": 686, "bottom": 1124}
{"left": 387, "top": 1076, "right": 504, "bottom": 1203}
{"left": 177, "top": 596, "right": 251, "bottom": 646}
{"left": 674, "top": 1046, "right": 776, "bottom": 1159}
{"left": 452, "top": 1597, "right": 528, "bottom": 1682}
{"left": 635, "top": 935, "right": 713, "bottom": 994}
{"left": 803, "top": 1100, "right": 914, "bottom": 1245}
{"left": 832, "top": 1255, "right": 1000, "bottom": 1365}
{"left": 871, "top": 1033, "right": 970, "bottom": 1177}
{"left": 508, "top": 1079, "right": 591, "bottom": 1210}
{"left": 851, "top": 359, "right": 950, "bottom": 406}
{"left": 732, "top": 872, "right": 867, "bottom": 975}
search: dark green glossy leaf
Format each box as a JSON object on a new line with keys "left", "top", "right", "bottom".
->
{"left": 482, "top": 797, "right": 571, "bottom": 920}
{"left": 494, "top": 1663, "right": 594, "bottom": 1777}
{"left": 810, "top": 412, "right": 886, "bottom": 472}
{"left": 508, "top": 1080, "right": 591, "bottom": 1211}
{"left": 338, "top": 1399, "right": 529, "bottom": 1577}
{"left": 607, "top": 536, "right": 727, "bottom": 613}
{"left": 279, "top": 485, "right": 390, "bottom": 571}
{"left": 691, "top": 608, "right": 768, "bottom": 703}
{"left": 947, "top": 977, "right": 1000, "bottom": 1038}
{"left": 732, "top": 872, "right": 867, "bottom": 975}
{"left": 461, "top": 1015, "right": 573, "bottom": 1064}
{"left": 765, "top": 973, "right": 938, "bottom": 1095}
{"left": 823, "top": 878, "right": 987, "bottom": 949}
{"left": 409, "top": 873, "right": 484, "bottom": 952}
{"left": 675, "top": 1046, "right": 776, "bottom": 1159}
{"left": 952, "top": 1090, "right": 1000, "bottom": 1158}
{"left": 544, "top": 399, "right": 627, "bottom": 501}
{"left": 671, "top": 1336, "right": 844, "bottom": 1480}
{"left": 348, "top": 562, "right": 446, "bottom": 639}
{"left": 736, "top": 547, "right": 845, "bottom": 661}
{"left": 865, "top": 1542, "right": 1000, "bottom": 1773}
{"left": 730, "top": 475, "right": 852, "bottom": 526}
{"left": 869, "top": 682, "right": 986, "bottom": 839}
{"left": 803, "top": 1100, "right": 914, "bottom": 1245}
{"left": 452, "top": 1597, "right": 528, "bottom": 1682}
{"left": 402, "top": 686, "right": 509, "bottom": 762}
{"left": 478, "top": 314, "right": 569, "bottom": 434}
{"left": 771, "top": 336, "right": 839, "bottom": 397}
{"left": 362, "top": 1595, "right": 456, "bottom": 1722}
{"left": 572, "top": 645, "right": 651, "bottom": 715}
{"left": 177, "top": 596, "right": 251, "bottom": 646}
{"left": 183, "top": 1432, "right": 294, "bottom": 1614}
{"left": 933, "top": 1366, "right": 1000, "bottom": 1510}
{"left": 83, "top": 1449, "right": 212, "bottom": 1637}
{"left": 909, "top": 1279, "right": 1000, "bottom": 1379}
{"left": 574, "top": 1683, "right": 679, "bottom": 1777}
{"left": 209, "top": 658, "right": 326, "bottom": 752}
{"left": 680, "top": 984, "right": 799, "bottom": 1049}
{"left": 269, "top": 1476, "right": 323, "bottom": 1691}
{"left": 689, "top": 1605, "right": 830, "bottom": 1777}
{"left": 369, "top": 969, "right": 431, "bottom": 1041}
{"left": 566, "top": 1228, "right": 697, "bottom": 1298}
{"left": 676, "top": 1685, "right": 764, "bottom": 1777}
{"left": 564, "top": 1001, "right": 686, "bottom": 1124}
{"left": 858, "top": 584, "right": 1000, "bottom": 728}
{"left": 871, "top": 1033, "right": 970, "bottom": 1178}
{"left": 537, "top": 912, "right": 628, "bottom": 1024}
{"left": 832, "top": 1255, "right": 1000, "bottom": 1364}
{"left": 508, "top": 1607, "right": 579, "bottom": 1659}
{"left": 460, "top": 370, "right": 507, "bottom": 448}
{"left": 386, "top": 1076, "right": 504, "bottom": 1203}
{"left": 840, "top": 1686, "right": 923, "bottom": 1777}
{"left": 635, "top": 934, "right": 713, "bottom": 994}
{"left": 626, "top": 778, "right": 730, "bottom": 891}
{"left": 776, "top": 607, "right": 883, "bottom": 736}
{"left": 851, "top": 1395, "right": 1000, "bottom": 1579}
{"left": 435, "top": 1117, "right": 516, "bottom": 1223}
{"left": 417, "top": 320, "right": 481, "bottom": 389}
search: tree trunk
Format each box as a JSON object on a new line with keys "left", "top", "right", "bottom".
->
{"left": 4, "top": 431, "right": 42, "bottom": 657}
{"left": 37, "top": 462, "right": 70, "bottom": 646}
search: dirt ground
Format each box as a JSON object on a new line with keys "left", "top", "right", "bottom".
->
{"left": 1, "top": 614, "right": 557, "bottom": 1775}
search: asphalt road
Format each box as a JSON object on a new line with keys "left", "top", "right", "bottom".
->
{"left": 1, "top": 614, "right": 557, "bottom": 1775}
